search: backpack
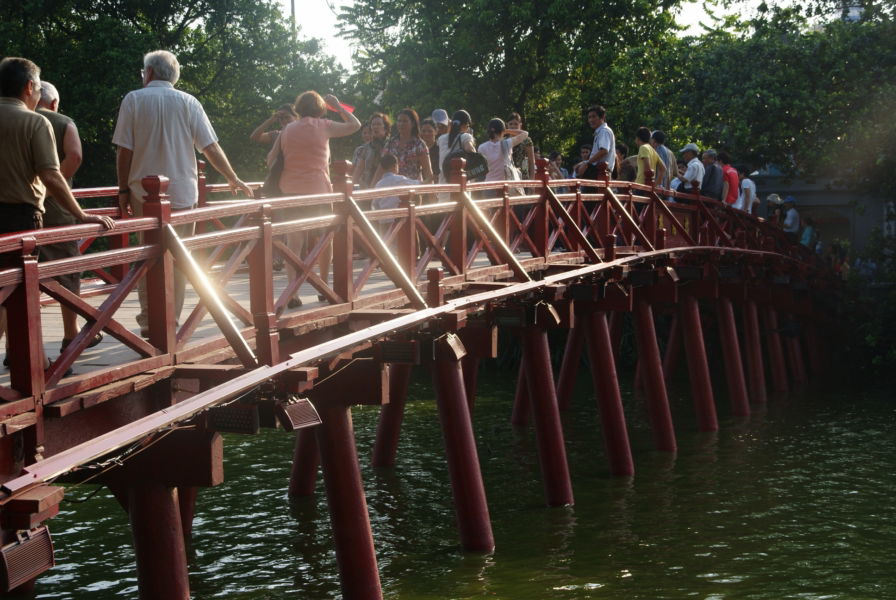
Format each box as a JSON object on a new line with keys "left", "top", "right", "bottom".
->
{"left": 442, "top": 134, "right": 488, "bottom": 182}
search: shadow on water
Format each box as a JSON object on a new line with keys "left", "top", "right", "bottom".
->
{"left": 33, "top": 368, "right": 896, "bottom": 599}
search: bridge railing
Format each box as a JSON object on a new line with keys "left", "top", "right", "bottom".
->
{"left": 0, "top": 158, "right": 819, "bottom": 431}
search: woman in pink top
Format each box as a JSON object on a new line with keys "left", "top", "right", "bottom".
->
{"left": 277, "top": 91, "right": 360, "bottom": 308}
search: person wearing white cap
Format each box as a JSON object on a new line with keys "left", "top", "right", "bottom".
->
{"left": 676, "top": 142, "right": 704, "bottom": 200}
{"left": 431, "top": 109, "right": 450, "bottom": 136}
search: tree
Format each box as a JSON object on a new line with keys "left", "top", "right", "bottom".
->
{"left": 0, "top": 0, "right": 347, "bottom": 188}
{"left": 339, "top": 0, "right": 681, "bottom": 157}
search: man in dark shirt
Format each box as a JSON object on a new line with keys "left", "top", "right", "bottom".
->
{"left": 37, "top": 81, "right": 104, "bottom": 352}
{"left": 701, "top": 149, "right": 724, "bottom": 201}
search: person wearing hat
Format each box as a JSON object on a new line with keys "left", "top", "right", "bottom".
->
{"left": 782, "top": 195, "right": 800, "bottom": 242}
{"left": 675, "top": 142, "right": 705, "bottom": 201}
{"left": 431, "top": 109, "right": 450, "bottom": 136}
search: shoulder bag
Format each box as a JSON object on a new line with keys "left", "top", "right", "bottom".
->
{"left": 261, "top": 132, "right": 284, "bottom": 198}
{"left": 442, "top": 135, "right": 489, "bottom": 182}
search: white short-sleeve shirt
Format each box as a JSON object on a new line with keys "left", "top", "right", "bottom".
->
{"left": 681, "top": 157, "right": 705, "bottom": 188}
{"left": 478, "top": 138, "right": 514, "bottom": 183}
{"left": 437, "top": 132, "right": 475, "bottom": 184}
{"left": 112, "top": 81, "right": 218, "bottom": 209}
{"left": 589, "top": 123, "right": 616, "bottom": 173}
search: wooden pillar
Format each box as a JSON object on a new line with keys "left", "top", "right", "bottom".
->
{"left": 141, "top": 176, "right": 176, "bottom": 353}
{"left": 288, "top": 429, "right": 320, "bottom": 497}
{"left": 461, "top": 354, "right": 480, "bottom": 412}
{"left": 521, "top": 326, "right": 574, "bottom": 506}
{"left": 556, "top": 323, "right": 585, "bottom": 411}
{"left": 315, "top": 403, "right": 383, "bottom": 599}
{"left": 372, "top": 363, "right": 412, "bottom": 468}
{"left": 248, "top": 204, "right": 280, "bottom": 365}
{"left": 763, "top": 307, "right": 789, "bottom": 393}
{"left": 177, "top": 486, "right": 198, "bottom": 544}
{"left": 510, "top": 358, "right": 530, "bottom": 427}
{"left": 784, "top": 315, "right": 808, "bottom": 385}
{"left": 742, "top": 298, "right": 768, "bottom": 403}
{"left": 678, "top": 294, "right": 718, "bottom": 431}
{"left": 431, "top": 355, "right": 494, "bottom": 551}
{"left": 633, "top": 299, "right": 677, "bottom": 452}
{"left": 584, "top": 310, "right": 634, "bottom": 476}
{"left": 129, "top": 485, "right": 190, "bottom": 600}
{"left": 717, "top": 296, "right": 751, "bottom": 417}
{"left": 662, "top": 314, "right": 682, "bottom": 383}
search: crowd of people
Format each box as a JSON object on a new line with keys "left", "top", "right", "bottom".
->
{"left": 2, "top": 49, "right": 826, "bottom": 349}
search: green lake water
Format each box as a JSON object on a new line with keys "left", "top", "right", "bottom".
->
{"left": 37, "top": 368, "right": 896, "bottom": 599}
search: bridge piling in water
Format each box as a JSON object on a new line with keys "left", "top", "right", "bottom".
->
{"left": 431, "top": 343, "right": 495, "bottom": 551}
{"left": 743, "top": 298, "right": 768, "bottom": 403}
{"left": 763, "top": 307, "right": 790, "bottom": 393}
{"left": 314, "top": 401, "right": 383, "bottom": 599}
{"left": 522, "top": 325, "right": 574, "bottom": 506}
{"left": 678, "top": 293, "right": 719, "bottom": 432}
{"left": 717, "top": 296, "right": 751, "bottom": 417}
{"left": 584, "top": 309, "right": 634, "bottom": 476}
{"left": 372, "top": 363, "right": 412, "bottom": 468}
{"left": 634, "top": 297, "right": 678, "bottom": 452}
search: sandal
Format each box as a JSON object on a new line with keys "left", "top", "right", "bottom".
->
{"left": 60, "top": 332, "right": 104, "bottom": 353}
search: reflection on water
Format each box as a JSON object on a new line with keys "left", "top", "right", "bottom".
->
{"left": 37, "top": 372, "right": 896, "bottom": 599}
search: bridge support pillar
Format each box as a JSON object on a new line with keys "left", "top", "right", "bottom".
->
{"left": 717, "top": 297, "right": 751, "bottom": 417}
{"left": 556, "top": 323, "right": 585, "bottom": 411}
{"left": 804, "top": 321, "right": 824, "bottom": 376}
{"left": 662, "top": 314, "right": 682, "bottom": 383}
{"left": 315, "top": 402, "right": 383, "bottom": 599}
{"left": 763, "top": 307, "right": 789, "bottom": 393}
{"left": 522, "top": 326, "right": 574, "bottom": 506}
{"left": 679, "top": 294, "right": 718, "bottom": 431}
{"left": 633, "top": 299, "right": 677, "bottom": 452}
{"left": 129, "top": 485, "right": 191, "bottom": 600}
{"left": 742, "top": 299, "right": 767, "bottom": 403}
{"left": 510, "top": 358, "right": 531, "bottom": 427}
{"left": 288, "top": 429, "right": 320, "bottom": 497}
{"left": 432, "top": 355, "right": 495, "bottom": 551}
{"left": 784, "top": 315, "right": 808, "bottom": 385}
{"left": 372, "top": 363, "right": 413, "bottom": 468}
{"left": 584, "top": 311, "right": 634, "bottom": 476}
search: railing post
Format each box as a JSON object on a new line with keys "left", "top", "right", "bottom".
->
{"left": 196, "top": 160, "right": 208, "bottom": 236}
{"left": 533, "top": 158, "right": 550, "bottom": 257}
{"left": 6, "top": 237, "right": 46, "bottom": 424}
{"left": 142, "top": 176, "right": 176, "bottom": 353}
{"left": 397, "top": 194, "right": 417, "bottom": 277}
{"left": 248, "top": 203, "right": 279, "bottom": 366}
{"left": 595, "top": 162, "right": 611, "bottom": 240}
{"left": 333, "top": 161, "right": 355, "bottom": 304}
{"left": 447, "top": 158, "right": 467, "bottom": 275}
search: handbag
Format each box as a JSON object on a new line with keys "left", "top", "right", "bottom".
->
{"left": 261, "top": 132, "right": 284, "bottom": 197}
{"left": 442, "top": 135, "right": 489, "bottom": 182}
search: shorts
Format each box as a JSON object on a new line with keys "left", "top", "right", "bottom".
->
{"left": 39, "top": 198, "right": 81, "bottom": 294}
{"left": 0, "top": 203, "right": 43, "bottom": 269}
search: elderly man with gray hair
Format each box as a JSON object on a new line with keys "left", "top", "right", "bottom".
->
{"left": 37, "top": 81, "right": 105, "bottom": 353}
{"left": 113, "top": 50, "right": 252, "bottom": 337}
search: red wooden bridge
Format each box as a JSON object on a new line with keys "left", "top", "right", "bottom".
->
{"left": 0, "top": 159, "right": 836, "bottom": 598}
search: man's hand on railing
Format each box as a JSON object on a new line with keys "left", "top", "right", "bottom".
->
{"left": 227, "top": 177, "right": 254, "bottom": 198}
{"left": 80, "top": 213, "right": 116, "bottom": 230}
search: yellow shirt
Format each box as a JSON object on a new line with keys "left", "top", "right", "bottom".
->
{"left": 635, "top": 143, "right": 660, "bottom": 185}
{"left": 0, "top": 97, "right": 59, "bottom": 211}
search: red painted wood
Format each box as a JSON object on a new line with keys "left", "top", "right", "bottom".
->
{"left": 315, "top": 403, "right": 383, "bottom": 600}
{"left": 141, "top": 177, "right": 176, "bottom": 353}
{"left": 633, "top": 299, "right": 677, "bottom": 452}
{"left": 521, "top": 326, "right": 574, "bottom": 506}
{"left": 763, "top": 307, "right": 790, "bottom": 393}
{"left": 584, "top": 310, "right": 634, "bottom": 476}
{"left": 556, "top": 324, "right": 585, "bottom": 411}
{"left": 129, "top": 485, "right": 190, "bottom": 600}
{"left": 742, "top": 299, "right": 768, "bottom": 404}
{"left": 248, "top": 204, "right": 279, "bottom": 366}
{"left": 288, "top": 429, "right": 319, "bottom": 497}
{"left": 679, "top": 294, "right": 719, "bottom": 432}
{"left": 510, "top": 358, "right": 530, "bottom": 427}
{"left": 662, "top": 314, "right": 682, "bottom": 382}
{"left": 717, "top": 296, "right": 751, "bottom": 417}
{"left": 372, "top": 363, "right": 412, "bottom": 468}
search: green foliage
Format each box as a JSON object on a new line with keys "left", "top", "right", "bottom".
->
{"left": 339, "top": 0, "right": 680, "bottom": 158}
{"left": 0, "top": 0, "right": 347, "bottom": 187}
